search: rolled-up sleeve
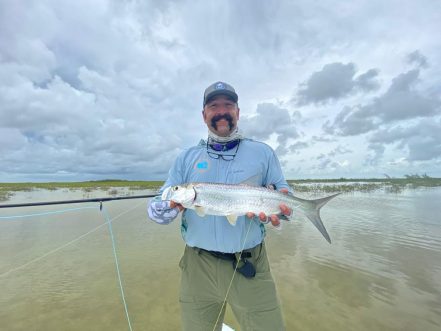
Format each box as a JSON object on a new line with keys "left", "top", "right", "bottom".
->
{"left": 264, "top": 150, "right": 293, "bottom": 194}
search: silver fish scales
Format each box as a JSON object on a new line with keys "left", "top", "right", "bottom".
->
{"left": 162, "top": 182, "right": 339, "bottom": 243}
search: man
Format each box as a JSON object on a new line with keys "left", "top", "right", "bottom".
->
{"left": 148, "top": 81, "right": 291, "bottom": 331}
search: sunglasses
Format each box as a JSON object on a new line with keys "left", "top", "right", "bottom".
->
{"left": 209, "top": 139, "right": 240, "bottom": 152}
{"left": 207, "top": 139, "right": 241, "bottom": 161}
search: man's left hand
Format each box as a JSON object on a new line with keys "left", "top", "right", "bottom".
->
{"left": 246, "top": 188, "right": 292, "bottom": 227}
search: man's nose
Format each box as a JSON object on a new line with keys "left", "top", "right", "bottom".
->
{"left": 214, "top": 105, "right": 230, "bottom": 113}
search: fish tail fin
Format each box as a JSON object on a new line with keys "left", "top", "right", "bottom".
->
{"left": 290, "top": 193, "right": 340, "bottom": 244}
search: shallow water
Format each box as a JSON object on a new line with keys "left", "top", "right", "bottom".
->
{"left": 1, "top": 188, "right": 440, "bottom": 330}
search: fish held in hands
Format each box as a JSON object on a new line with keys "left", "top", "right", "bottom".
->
{"left": 161, "top": 182, "right": 339, "bottom": 244}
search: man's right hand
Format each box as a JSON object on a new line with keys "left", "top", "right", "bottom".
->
{"left": 245, "top": 188, "right": 291, "bottom": 227}
{"left": 170, "top": 200, "right": 185, "bottom": 211}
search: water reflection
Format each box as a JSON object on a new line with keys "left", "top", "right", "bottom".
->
{"left": 1, "top": 188, "right": 441, "bottom": 330}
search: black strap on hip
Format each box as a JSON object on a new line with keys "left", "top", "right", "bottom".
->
{"left": 199, "top": 249, "right": 256, "bottom": 278}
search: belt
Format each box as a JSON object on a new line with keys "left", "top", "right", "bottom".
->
{"left": 200, "top": 249, "right": 252, "bottom": 261}
{"left": 196, "top": 245, "right": 260, "bottom": 278}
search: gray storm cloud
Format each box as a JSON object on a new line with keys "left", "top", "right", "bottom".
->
{"left": 296, "top": 62, "right": 379, "bottom": 105}
{"left": 407, "top": 50, "right": 428, "bottom": 68}
{"left": 240, "top": 103, "right": 301, "bottom": 156}
{"left": 368, "top": 119, "right": 441, "bottom": 162}
{"left": 323, "top": 68, "right": 441, "bottom": 136}
{"left": 1, "top": 1, "right": 440, "bottom": 180}
{"left": 321, "top": 59, "right": 441, "bottom": 166}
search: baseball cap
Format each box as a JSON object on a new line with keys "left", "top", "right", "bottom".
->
{"left": 203, "top": 81, "right": 238, "bottom": 106}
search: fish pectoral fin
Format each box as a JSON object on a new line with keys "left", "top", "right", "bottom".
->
{"left": 226, "top": 214, "right": 238, "bottom": 226}
{"left": 194, "top": 206, "right": 206, "bottom": 217}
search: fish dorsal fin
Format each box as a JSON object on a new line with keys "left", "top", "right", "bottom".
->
{"left": 194, "top": 206, "right": 206, "bottom": 217}
{"left": 226, "top": 214, "right": 238, "bottom": 226}
{"left": 238, "top": 174, "right": 260, "bottom": 186}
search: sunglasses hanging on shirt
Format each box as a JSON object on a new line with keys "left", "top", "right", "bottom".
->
{"left": 206, "top": 138, "right": 241, "bottom": 161}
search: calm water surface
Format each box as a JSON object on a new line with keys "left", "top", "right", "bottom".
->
{"left": 1, "top": 188, "right": 440, "bottom": 330}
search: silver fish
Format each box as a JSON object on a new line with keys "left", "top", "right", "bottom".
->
{"left": 161, "top": 182, "right": 339, "bottom": 244}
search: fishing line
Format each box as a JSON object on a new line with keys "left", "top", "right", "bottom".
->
{"left": 0, "top": 206, "right": 98, "bottom": 220}
{"left": 101, "top": 205, "right": 134, "bottom": 331}
{"left": 212, "top": 218, "right": 254, "bottom": 331}
{"left": 0, "top": 201, "right": 143, "bottom": 278}
{"left": 1, "top": 200, "right": 144, "bottom": 331}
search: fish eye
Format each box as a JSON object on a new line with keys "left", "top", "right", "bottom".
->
{"left": 173, "top": 186, "right": 178, "bottom": 191}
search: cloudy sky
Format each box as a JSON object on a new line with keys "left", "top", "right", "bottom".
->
{"left": 1, "top": 0, "right": 440, "bottom": 182}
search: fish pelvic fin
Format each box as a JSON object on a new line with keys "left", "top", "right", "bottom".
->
{"left": 295, "top": 193, "right": 340, "bottom": 244}
{"left": 226, "top": 214, "right": 238, "bottom": 226}
{"left": 194, "top": 206, "right": 206, "bottom": 217}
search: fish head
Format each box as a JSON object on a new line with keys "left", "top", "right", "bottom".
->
{"left": 161, "top": 184, "right": 196, "bottom": 206}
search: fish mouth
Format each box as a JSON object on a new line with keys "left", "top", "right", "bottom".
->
{"left": 161, "top": 186, "right": 171, "bottom": 201}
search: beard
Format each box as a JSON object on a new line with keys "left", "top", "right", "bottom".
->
{"left": 211, "top": 113, "right": 234, "bottom": 131}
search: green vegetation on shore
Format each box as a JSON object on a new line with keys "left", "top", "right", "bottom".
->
{"left": 0, "top": 179, "right": 163, "bottom": 190}
{"left": 288, "top": 177, "right": 441, "bottom": 193}
{"left": 1, "top": 177, "right": 441, "bottom": 201}
{"left": 0, "top": 180, "right": 163, "bottom": 201}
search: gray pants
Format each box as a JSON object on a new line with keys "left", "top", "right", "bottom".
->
{"left": 179, "top": 243, "right": 285, "bottom": 331}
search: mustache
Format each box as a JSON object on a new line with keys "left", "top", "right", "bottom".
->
{"left": 211, "top": 114, "right": 234, "bottom": 130}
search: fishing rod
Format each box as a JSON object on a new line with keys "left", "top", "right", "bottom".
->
{"left": 0, "top": 194, "right": 157, "bottom": 209}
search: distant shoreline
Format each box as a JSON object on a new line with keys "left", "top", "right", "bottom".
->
{"left": 288, "top": 177, "right": 441, "bottom": 193}
{"left": 1, "top": 178, "right": 441, "bottom": 202}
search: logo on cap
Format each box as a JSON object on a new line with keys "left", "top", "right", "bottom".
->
{"left": 215, "top": 82, "right": 226, "bottom": 90}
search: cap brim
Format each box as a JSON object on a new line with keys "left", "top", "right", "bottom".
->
{"left": 204, "top": 90, "right": 238, "bottom": 105}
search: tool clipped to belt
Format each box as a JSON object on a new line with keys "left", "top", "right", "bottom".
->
{"left": 203, "top": 249, "right": 256, "bottom": 278}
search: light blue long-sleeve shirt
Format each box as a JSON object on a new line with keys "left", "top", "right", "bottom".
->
{"left": 148, "top": 138, "right": 291, "bottom": 253}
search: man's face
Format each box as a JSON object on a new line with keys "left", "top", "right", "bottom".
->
{"left": 203, "top": 95, "right": 240, "bottom": 137}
